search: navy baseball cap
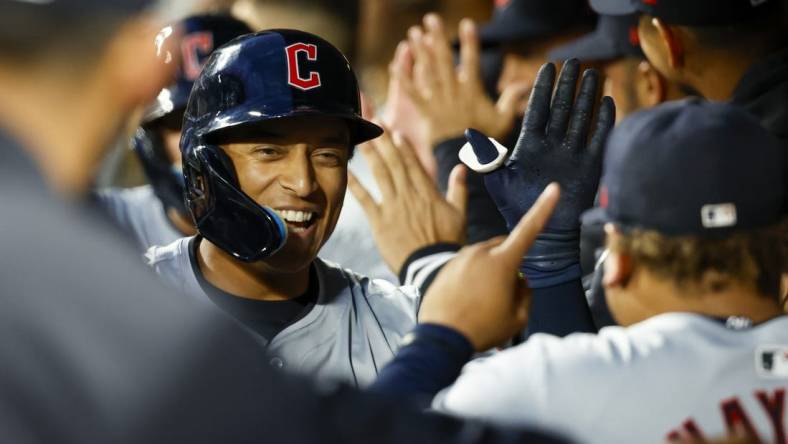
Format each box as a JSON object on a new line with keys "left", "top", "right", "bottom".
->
{"left": 478, "top": 0, "right": 596, "bottom": 46}
{"left": 589, "top": 0, "right": 777, "bottom": 26}
{"left": 596, "top": 98, "right": 784, "bottom": 237}
{"left": 548, "top": 14, "right": 643, "bottom": 63}
{"left": 7, "top": 0, "right": 153, "bottom": 11}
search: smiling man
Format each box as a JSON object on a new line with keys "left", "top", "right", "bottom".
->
{"left": 145, "top": 29, "right": 462, "bottom": 387}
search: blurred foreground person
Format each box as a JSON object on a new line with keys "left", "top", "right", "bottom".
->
{"left": 0, "top": 1, "right": 574, "bottom": 443}
{"left": 96, "top": 14, "right": 252, "bottom": 252}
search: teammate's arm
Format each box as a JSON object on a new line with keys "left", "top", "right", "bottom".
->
{"left": 462, "top": 60, "right": 616, "bottom": 338}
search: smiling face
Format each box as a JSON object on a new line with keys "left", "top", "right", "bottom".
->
{"left": 219, "top": 115, "right": 351, "bottom": 273}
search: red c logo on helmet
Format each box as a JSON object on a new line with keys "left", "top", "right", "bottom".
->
{"left": 181, "top": 32, "right": 214, "bottom": 81}
{"left": 285, "top": 43, "right": 321, "bottom": 91}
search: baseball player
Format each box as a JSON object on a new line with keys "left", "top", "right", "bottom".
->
{"left": 96, "top": 14, "right": 252, "bottom": 251}
{"left": 374, "top": 73, "right": 787, "bottom": 443}
{"left": 547, "top": 13, "right": 688, "bottom": 124}
{"left": 145, "top": 29, "right": 462, "bottom": 388}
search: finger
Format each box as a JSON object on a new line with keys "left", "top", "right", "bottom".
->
{"left": 358, "top": 140, "right": 396, "bottom": 201}
{"left": 423, "top": 14, "right": 456, "bottom": 98}
{"left": 446, "top": 164, "right": 468, "bottom": 216}
{"left": 465, "top": 128, "right": 500, "bottom": 164}
{"left": 457, "top": 18, "right": 480, "bottom": 86}
{"left": 546, "top": 59, "right": 580, "bottom": 139}
{"left": 348, "top": 172, "right": 379, "bottom": 219}
{"left": 375, "top": 128, "right": 413, "bottom": 194}
{"left": 392, "top": 130, "right": 435, "bottom": 196}
{"left": 408, "top": 26, "right": 438, "bottom": 98}
{"left": 393, "top": 55, "right": 429, "bottom": 111}
{"left": 587, "top": 96, "right": 616, "bottom": 163}
{"left": 495, "top": 81, "right": 531, "bottom": 125}
{"left": 492, "top": 183, "right": 561, "bottom": 264}
{"left": 565, "top": 68, "right": 600, "bottom": 149}
{"left": 520, "top": 62, "right": 556, "bottom": 134}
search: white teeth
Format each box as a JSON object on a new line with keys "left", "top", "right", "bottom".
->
{"left": 276, "top": 209, "right": 315, "bottom": 223}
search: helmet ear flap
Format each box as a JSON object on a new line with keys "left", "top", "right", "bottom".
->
{"left": 203, "top": 144, "right": 239, "bottom": 185}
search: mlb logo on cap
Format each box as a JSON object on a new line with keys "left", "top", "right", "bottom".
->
{"left": 700, "top": 204, "right": 737, "bottom": 229}
{"left": 598, "top": 99, "right": 784, "bottom": 238}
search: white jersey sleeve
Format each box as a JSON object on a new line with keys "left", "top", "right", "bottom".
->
{"left": 432, "top": 313, "right": 788, "bottom": 444}
{"left": 95, "top": 185, "right": 182, "bottom": 252}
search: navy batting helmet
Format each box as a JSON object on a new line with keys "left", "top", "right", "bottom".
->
{"left": 132, "top": 14, "right": 253, "bottom": 218}
{"left": 180, "top": 29, "right": 382, "bottom": 262}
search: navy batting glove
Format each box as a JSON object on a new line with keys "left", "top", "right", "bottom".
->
{"left": 461, "top": 59, "right": 615, "bottom": 288}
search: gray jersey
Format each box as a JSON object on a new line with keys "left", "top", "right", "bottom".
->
{"left": 96, "top": 185, "right": 182, "bottom": 251}
{"left": 433, "top": 312, "right": 788, "bottom": 444}
{"left": 145, "top": 237, "right": 420, "bottom": 388}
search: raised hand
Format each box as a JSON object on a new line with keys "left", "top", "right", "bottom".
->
{"left": 395, "top": 14, "right": 531, "bottom": 147}
{"left": 462, "top": 59, "right": 616, "bottom": 288}
{"left": 349, "top": 129, "right": 467, "bottom": 275}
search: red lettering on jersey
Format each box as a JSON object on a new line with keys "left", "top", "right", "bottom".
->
{"left": 181, "top": 32, "right": 214, "bottom": 81}
{"left": 285, "top": 43, "right": 321, "bottom": 91}
{"left": 755, "top": 388, "right": 786, "bottom": 444}
{"left": 721, "top": 397, "right": 763, "bottom": 442}
{"left": 665, "top": 419, "right": 707, "bottom": 443}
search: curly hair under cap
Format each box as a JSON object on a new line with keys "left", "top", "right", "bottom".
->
{"left": 608, "top": 219, "right": 787, "bottom": 300}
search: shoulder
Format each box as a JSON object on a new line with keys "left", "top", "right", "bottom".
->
{"left": 95, "top": 185, "right": 157, "bottom": 209}
{"left": 316, "top": 258, "right": 420, "bottom": 302}
{"left": 433, "top": 321, "right": 673, "bottom": 425}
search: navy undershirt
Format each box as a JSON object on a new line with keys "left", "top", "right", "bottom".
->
{"left": 188, "top": 237, "right": 318, "bottom": 342}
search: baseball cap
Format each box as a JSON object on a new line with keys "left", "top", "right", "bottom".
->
{"left": 597, "top": 98, "right": 784, "bottom": 237}
{"left": 478, "top": 0, "right": 596, "bottom": 46}
{"left": 589, "top": 0, "right": 777, "bottom": 26}
{"left": 7, "top": 0, "right": 153, "bottom": 10}
{"left": 548, "top": 14, "right": 643, "bottom": 63}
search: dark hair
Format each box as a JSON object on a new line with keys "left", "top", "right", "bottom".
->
{"left": 0, "top": 4, "right": 135, "bottom": 65}
{"left": 609, "top": 220, "right": 788, "bottom": 300}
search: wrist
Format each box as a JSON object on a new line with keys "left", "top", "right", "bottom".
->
{"left": 403, "top": 323, "right": 474, "bottom": 358}
{"left": 398, "top": 242, "right": 460, "bottom": 285}
{"left": 520, "top": 229, "right": 582, "bottom": 288}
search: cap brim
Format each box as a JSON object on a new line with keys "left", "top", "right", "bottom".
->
{"left": 204, "top": 110, "right": 383, "bottom": 147}
{"left": 589, "top": 0, "right": 638, "bottom": 15}
{"left": 547, "top": 30, "right": 622, "bottom": 63}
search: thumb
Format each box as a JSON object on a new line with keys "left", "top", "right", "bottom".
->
{"left": 446, "top": 164, "right": 468, "bottom": 216}
{"left": 460, "top": 128, "right": 508, "bottom": 173}
{"left": 492, "top": 183, "right": 561, "bottom": 263}
{"left": 495, "top": 81, "right": 531, "bottom": 120}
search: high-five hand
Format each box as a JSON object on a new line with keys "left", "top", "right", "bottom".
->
{"left": 462, "top": 59, "right": 616, "bottom": 288}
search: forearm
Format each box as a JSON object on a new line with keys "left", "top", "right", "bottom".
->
{"left": 523, "top": 278, "right": 596, "bottom": 339}
{"left": 399, "top": 243, "right": 460, "bottom": 295}
{"left": 370, "top": 323, "right": 472, "bottom": 404}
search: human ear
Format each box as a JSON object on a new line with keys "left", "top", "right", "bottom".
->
{"left": 602, "top": 224, "right": 634, "bottom": 288}
{"left": 651, "top": 18, "right": 684, "bottom": 70}
{"left": 636, "top": 60, "right": 667, "bottom": 106}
